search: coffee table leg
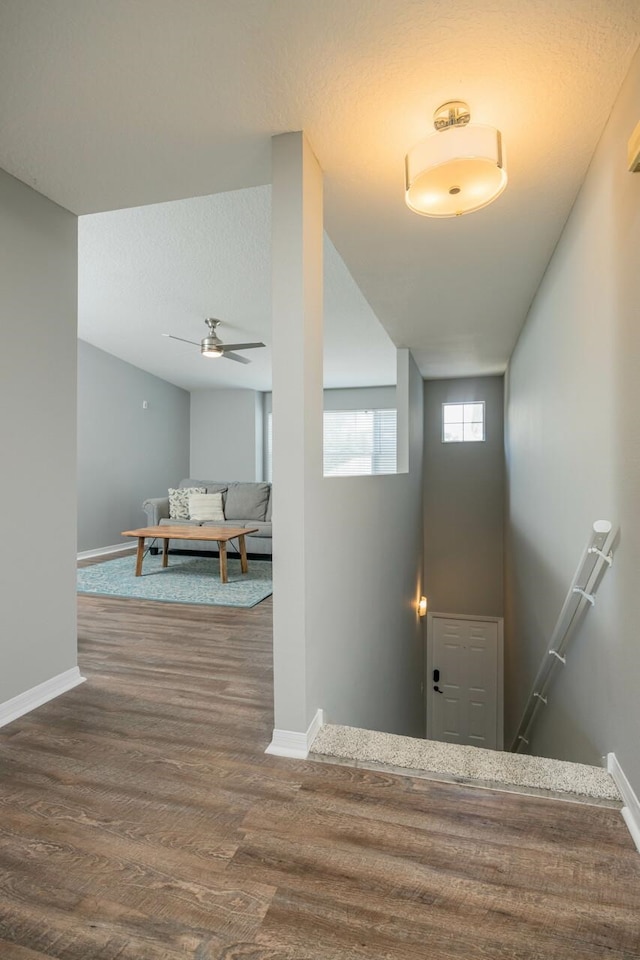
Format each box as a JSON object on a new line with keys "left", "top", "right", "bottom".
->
{"left": 219, "top": 542, "right": 228, "bottom": 583}
{"left": 162, "top": 537, "right": 169, "bottom": 568}
{"left": 238, "top": 534, "right": 249, "bottom": 574}
{"left": 135, "top": 537, "right": 145, "bottom": 577}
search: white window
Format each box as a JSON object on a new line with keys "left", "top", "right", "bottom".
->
{"left": 265, "top": 409, "right": 397, "bottom": 480}
{"left": 323, "top": 409, "right": 396, "bottom": 477}
{"left": 265, "top": 410, "right": 273, "bottom": 482}
{"left": 442, "top": 402, "right": 485, "bottom": 443}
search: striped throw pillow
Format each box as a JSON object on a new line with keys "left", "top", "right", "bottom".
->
{"left": 188, "top": 492, "right": 225, "bottom": 522}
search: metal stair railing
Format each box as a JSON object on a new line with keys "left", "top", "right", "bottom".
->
{"left": 511, "top": 520, "right": 618, "bottom": 753}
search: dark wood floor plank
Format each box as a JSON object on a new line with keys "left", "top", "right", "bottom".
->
{"left": 230, "top": 827, "right": 640, "bottom": 956}
{"left": 253, "top": 884, "right": 639, "bottom": 960}
{"left": 0, "top": 812, "right": 273, "bottom": 946}
{"left": 0, "top": 570, "right": 638, "bottom": 959}
{"left": 294, "top": 767, "right": 634, "bottom": 849}
{"left": 0, "top": 737, "right": 254, "bottom": 837}
{"left": 0, "top": 869, "right": 202, "bottom": 960}
{"left": 0, "top": 762, "right": 240, "bottom": 867}
{"left": 242, "top": 782, "right": 636, "bottom": 867}
{"left": 0, "top": 942, "right": 59, "bottom": 960}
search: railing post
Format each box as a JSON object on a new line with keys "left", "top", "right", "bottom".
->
{"left": 511, "top": 520, "right": 617, "bottom": 753}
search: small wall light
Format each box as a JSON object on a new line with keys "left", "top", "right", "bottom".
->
{"left": 628, "top": 120, "right": 640, "bottom": 171}
{"left": 418, "top": 596, "right": 428, "bottom": 617}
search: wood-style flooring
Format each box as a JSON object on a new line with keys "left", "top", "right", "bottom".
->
{"left": 0, "top": 565, "right": 639, "bottom": 958}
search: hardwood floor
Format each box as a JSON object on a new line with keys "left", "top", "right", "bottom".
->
{"left": 0, "top": 577, "right": 639, "bottom": 958}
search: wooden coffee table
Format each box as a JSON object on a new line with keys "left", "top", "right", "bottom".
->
{"left": 121, "top": 525, "right": 259, "bottom": 584}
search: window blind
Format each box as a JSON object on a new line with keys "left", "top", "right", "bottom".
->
{"left": 265, "top": 409, "right": 397, "bottom": 481}
{"left": 323, "top": 409, "right": 396, "bottom": 477}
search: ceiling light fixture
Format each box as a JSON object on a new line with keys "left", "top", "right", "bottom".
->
{"left": 405, "top": 101, "right": 507, "bottom": 218}
{"left": 201, "top": 341, "right": 223, "bottom": 358}
{"left": 163, "top": 318, "right": 265, "bottom": 364}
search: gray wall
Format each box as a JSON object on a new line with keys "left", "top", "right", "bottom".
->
{"left": 78, "top": 340, "right": 190, "bottom": 551}
{"left": 323, "top": 385, "right": 396, "bottom": 411}
{"left": 505, "top": 45, "right": 640, "bottom": 793}
{"left": 423, "top": 377, "right": 504, "bottom": 618}
{"left": 306, "top": 351, "right": 425, "bottom": 736}
{"left": 190, "top": 388, "right": 263, "bottom": 481}
{"left": 264, "top": 386, "right": 396, "bottom": 416}
{"left": 0, "top": 168, "right": 78, "bottom": 703}
{"left": 271, "top": 133, "right": 424, "bottom": 739}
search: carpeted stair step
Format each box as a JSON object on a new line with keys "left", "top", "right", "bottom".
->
{"left": 310, "top": 724, "right": 621, "bottom": 805}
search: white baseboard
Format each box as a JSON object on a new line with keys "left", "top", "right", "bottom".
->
{"left": 265, "top": 708, "right": 324, "bottom": 759}
{"left": 77, "top": 542, "right": 133, "bottom": 560}
{"left": 0, "top": 667, "right": 86, "bottom": 729}
{"left": 608, "top": 752, "right": 640, "bottom": 853}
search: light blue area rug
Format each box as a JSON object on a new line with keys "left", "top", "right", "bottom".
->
{"left": 77, "top": 554, "right": 273, "bottom": 607}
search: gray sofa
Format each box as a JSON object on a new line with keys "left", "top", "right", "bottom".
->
{"left": 142, "top": 479, "right": 272, "bottom": 557}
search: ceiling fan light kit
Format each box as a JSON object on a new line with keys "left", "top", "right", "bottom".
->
{"left": 163, "top": 318, "right": 265, "bottom": 365}
{"left": 201, "top": 340, "right": 223, "bottom": 358}
{"left": 405, "top": 100, "right": 507, "bottom": 218}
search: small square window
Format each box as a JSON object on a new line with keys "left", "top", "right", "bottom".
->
{"left": 464, "top": 403, "right": 484, "bottom": 424}
{"left": 442, "top": 402, "right": 485, "bottom": 442}
{"left": 443, "top": 403, "right": 464, "bottom": 424}
{"left": 443, "top": 422, "right": 464, "bottom": 443}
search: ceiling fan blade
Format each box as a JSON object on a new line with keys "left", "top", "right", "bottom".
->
{"left": 223, "top": 351, "right": 251, "bottom": 364}
{"left": 162, "top": 334, "right": 200, "bottom": 346}
{"left": 220, "top": 342, "right": 265, "bottom": 351}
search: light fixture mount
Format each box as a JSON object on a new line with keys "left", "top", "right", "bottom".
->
{"left": 405, "top": 100, "right": 507, "bottom": 218}
{"left": 433, "top": 100, "right": 471, "bottom": 131}
{"left": 201, "top": 318, "right": 224, "bottom": 357}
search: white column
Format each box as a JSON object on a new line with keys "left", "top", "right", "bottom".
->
{"left": 268, "top": 132, "right": 323, "bottom": 744}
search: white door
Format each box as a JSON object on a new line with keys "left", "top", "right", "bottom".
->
{"left": 429, "top": 616, "right": 501, "bottom": 750}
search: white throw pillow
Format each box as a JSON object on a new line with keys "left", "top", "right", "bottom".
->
{"left": 188, "top": 492, "right": 225, "bottom": 522}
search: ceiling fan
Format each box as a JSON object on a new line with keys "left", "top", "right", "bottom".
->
{"left": 162, "top": 318, "right": 265, "bottom": 364}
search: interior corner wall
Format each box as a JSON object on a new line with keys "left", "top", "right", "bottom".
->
{"left": 271, "top": 130, "right": 324, "bottom": 736}
{"left": 0, "top": 168, "right": 78, "bottom": 703}
{"left": 271, "top": 132, "right": 423, "bottom": 740}
{"left": 77, "top": 340, "right": 190, "bottom": 551}
{"left": 423, "top": 377, "right": 504, "bottom": 618}
{"left": 305, "top": 350, "right": 425, "bottom": 737}
{"left": 504, "top": 46, "right": 640, "bottom": 794}
{"left": 190, "top": 389, "right": 263, "bottom": 481}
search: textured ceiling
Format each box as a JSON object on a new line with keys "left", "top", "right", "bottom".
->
{"left": 2, "top": 0, "right": 640, "bottom": 379}
{"left": 78, "top": 188, "right": 397, "bottom": 391}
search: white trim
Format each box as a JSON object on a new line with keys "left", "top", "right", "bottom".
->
{"left": 77, "top": 542, "right": 133, "bottom": 560}
{"left": 0, "top": 667, "right": 86, "bottom": 729}
{"left": 607, "top": 753, "right": 640, "bottom": 852}
{"left": 306, "top": 706, "right": 324, "bottom": 748}
{"left": 426, "top": 612, "right": 504, "bottom": 750}
{"left": 265, "top": 708, "right": 324, "bottom": 759}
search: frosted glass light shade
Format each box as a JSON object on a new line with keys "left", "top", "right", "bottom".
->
{"left": 405, "top": 123, "right": 507, "bottom": 217}
{"left": 201, "top": 343, "right": 223, "bottom": 358}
